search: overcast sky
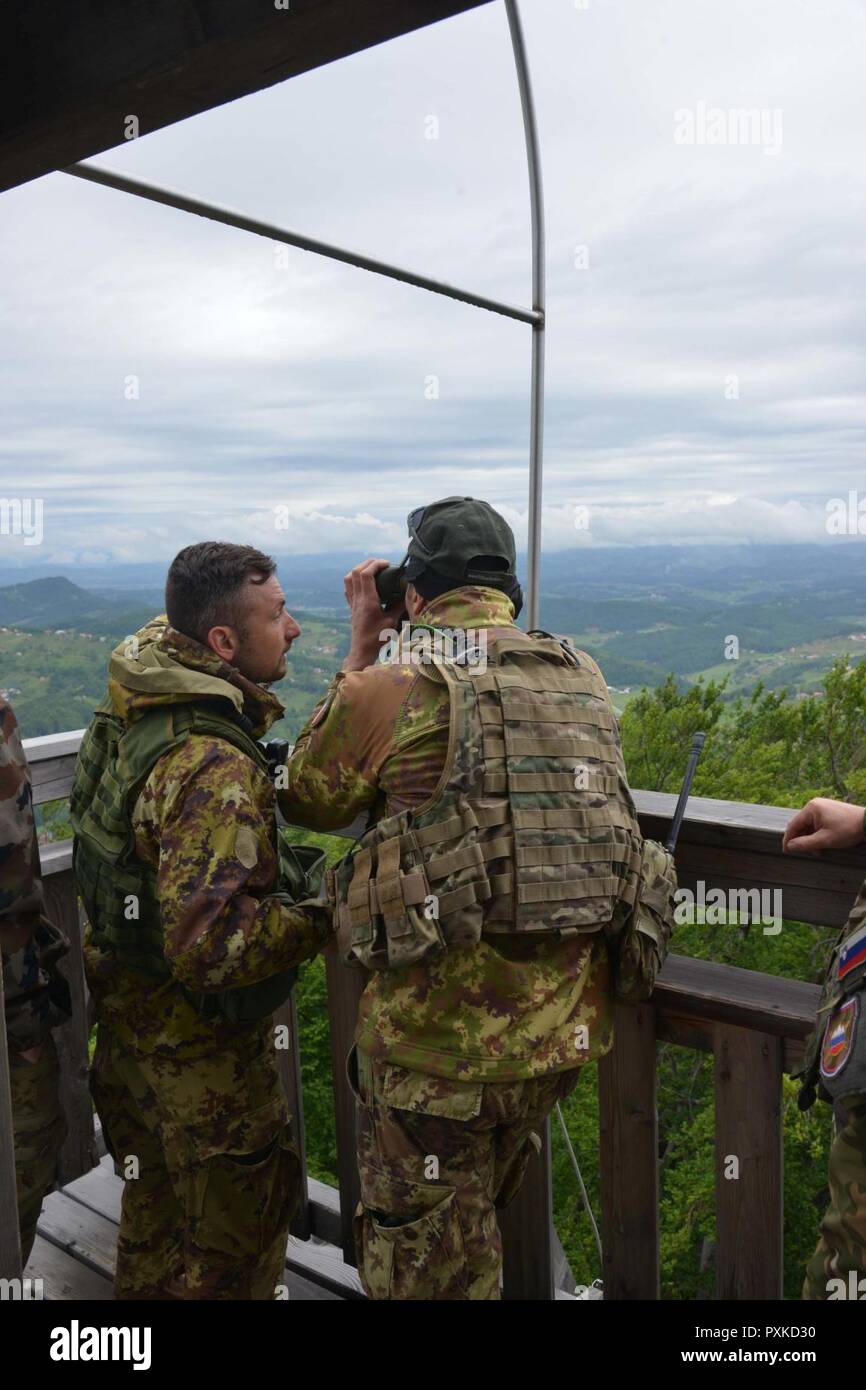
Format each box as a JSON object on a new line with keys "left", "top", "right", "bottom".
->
{"left": 2, "top": 0, "right": 866, "bottom": 568}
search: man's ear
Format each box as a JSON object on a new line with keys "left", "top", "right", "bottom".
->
{"left": 206, "top": 624, "right": 239, "bottom": 664}
{"left": 405, "top": 584, "right": 425, "bottom": 619}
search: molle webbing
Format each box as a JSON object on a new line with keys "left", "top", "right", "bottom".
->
{"left": 72, "top": 701, "right": 269, "bottom": 979}
{"left": 336, "top": 630, "right": 643, "bottom": 972}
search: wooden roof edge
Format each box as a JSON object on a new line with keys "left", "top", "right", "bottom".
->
{"left": 0, "top": 0, "right": 492, "bottom": 195}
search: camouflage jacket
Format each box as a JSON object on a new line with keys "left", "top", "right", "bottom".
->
{"left": 82, "top": 618, "right": 332, "bottom": 1056}
{"left": 280, "top": 587, "right": 619, "bottom": 1082}
{"left": 0, "top": 699, "right": 71, "bottom": 1053}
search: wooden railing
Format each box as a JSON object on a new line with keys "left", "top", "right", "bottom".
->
{"left": 2, "top": 731, "right": 864, "bottom": 1297}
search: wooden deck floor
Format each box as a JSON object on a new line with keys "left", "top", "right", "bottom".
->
{"left": 24, "top": 1156, "right": 364, "bottom": 1302}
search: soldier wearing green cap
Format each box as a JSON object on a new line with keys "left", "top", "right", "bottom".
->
{"left": 281, "top": 497, "right": 673, "bottom": 1300}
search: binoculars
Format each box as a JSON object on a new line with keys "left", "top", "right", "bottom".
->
{"left": 374, "top": 565, "right": 408, "bottom": 611}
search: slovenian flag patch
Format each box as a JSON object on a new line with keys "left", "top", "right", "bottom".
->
{"left": 821, "top": 996, "right": 859, "bottom": 1079}
{"left": 837, "top": 922, "right": 866, "bottom": 982}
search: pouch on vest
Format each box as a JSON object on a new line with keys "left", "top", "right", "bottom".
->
{"left": 338, "top": 834, "right": 442, "bottom": 972}
{"left": 607, "top": 838, "right": 676, "bottom": 1002}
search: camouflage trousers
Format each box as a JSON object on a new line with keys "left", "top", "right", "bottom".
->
{"left": 10, "top": 1032, "right": 67, "bottom": 1266}
{"left": 803, "top": 1094, "right": 866, "bottom": 1300}
{"left": 90, "top": 1023, "right": 301, "bottom": 1300}
{"left": 350, "top": 1046, "right": 580, "bottom": 1300}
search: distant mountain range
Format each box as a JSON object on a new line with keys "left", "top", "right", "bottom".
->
{"left": 2, "top": 542, "right": 866, "bottom": 698}
{"left": 0, "top": 576, "right": 163, "bottom": 635}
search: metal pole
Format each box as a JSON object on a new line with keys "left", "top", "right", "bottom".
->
{"left": 61, "top": 162, "right": 540, "bottom": 327}
{"left": 504, "top": 0, "right": 546, "bottom": 630}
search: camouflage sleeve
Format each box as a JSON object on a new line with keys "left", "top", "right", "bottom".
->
{"left": 0, "top": 700, "right": 71, "bottom": 1049}
{"left": 140, "top": 737, "right": 333, "bottom": 994}
{"left": 278, "top": 667, "right": 399, "bottom": 832}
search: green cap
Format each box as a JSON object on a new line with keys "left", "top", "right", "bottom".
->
{"left": 402, "top": 497, "right": 517, "bottom": 586}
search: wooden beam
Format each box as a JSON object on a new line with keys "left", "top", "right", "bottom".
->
{"left": 499, "top": 1120, "right": 554, "bottom": 1300}
{"left": 654, "top": 953, "right": 820, "bottom": 1042}
{"left": 323, "top": 943, "right": 365, "bottom": 1263}
{"left": 713, "top": 1025, "right": 784, "bottom": 1299}
{"left": 598, "top": 1000, "right": 659, "bottom": 1299}
{"left": 0, "top": 0, "right": 492, "bottom": 194}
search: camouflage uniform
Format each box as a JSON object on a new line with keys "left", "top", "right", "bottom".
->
{"left": 78, "top": 619, "right": 333, "bottom": 1299}
{"left": 281, "top": 587, "right": 637, "bottom": 1299}
{"left": 0, "top": 698, "right": 70, "bottom": 1265}
{"left": 801, "top": 878, "right": 866, "bottom": 1300}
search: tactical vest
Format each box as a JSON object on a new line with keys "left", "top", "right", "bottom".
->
{"left": 71, "top": 697, "right": 304, "bottom": 1023}
{"left": 334, "top": 630, "right": 645, "bottom": 972}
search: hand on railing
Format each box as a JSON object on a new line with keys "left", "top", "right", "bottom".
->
{"left": 783, "top": 797, "right": 866, "bottom": 855}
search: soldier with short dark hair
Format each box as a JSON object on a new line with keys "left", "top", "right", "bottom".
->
{"left": 281, "top": 497, "right": 675, "bottom": 1299}
{"left": 0, "top": 698, "right": 71, "bottom": 1266}
{"left": 72, "top": 542, "right": 336, "bottom": 1300}
{"left": 784, "top": 796, "right": 866, "bottom": 1300}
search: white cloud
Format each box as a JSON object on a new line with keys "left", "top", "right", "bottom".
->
{"left": 2, "top": 0, "right": 866, "bottom": 564}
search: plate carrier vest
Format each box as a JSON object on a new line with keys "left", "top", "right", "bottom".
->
{"left": 334, "top": 630, "right": 645, "bottom": 972}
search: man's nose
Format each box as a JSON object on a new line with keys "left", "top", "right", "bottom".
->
{"left": 286, "top": 613, "right": 301, "bottom": 641}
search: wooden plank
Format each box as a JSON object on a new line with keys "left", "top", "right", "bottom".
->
{"left": 499, "top": 1121, "right": 554, "bottom": 1300}
{"left": 656, "top": 1011, "right": 808, "bottom": 1076}
{"left": 62, "top": 1154, "right": 122, "bottom": 1225}
{"left": 273, "top": 993, "right": 310, "bottom": 1240}
{"left": 39, "top": 841, "right": 74, "bottom": 877}
{"left": 24, "top": 1233, "right": 114, "bottom": 1301}
{"left": 713, "top": 1025, "right": 783, "bottom": 1299}
{"left": 323, "top": 944, "right": 365, "bottom": 1263}
{"left": 637, "top": 789, "right": 866, "bottom": 923}
{"left": 308, "top": 1178, "right": 343, "bottom": 1247}
{"left": 23, "top": 730, "right": 85, "bottom": 763}
{"left": 654, "top": 953, "right": 819, "bottom": 1040}
{"left": 598, "top": 1000, "right": 659, "bottom": 1299}
{"left": 28, "top": 760, "right": 77, "bottom": 806}
{"left": 655, "top": 1012, "right": 716, "bottom": 1055}
{"left": 635, "top": 789, "right": 797, "bottom": 837}
{"left": 0, "top": 952, "right": 23, "bottom": 1281}
{"left": 0, "top": 0, "right": 491, "bottom": 194}
{"left": 36, "top": 1189, "right": 118, "bottom": 1282}
{"left": 42, "top": 868, "right": 97, "bottom": 1185}
{"left": 285, "top": 1235, "right": 365, "bottom": 1300}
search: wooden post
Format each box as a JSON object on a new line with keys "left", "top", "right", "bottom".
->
{"left": 500, "top": 1118, "right": 554, "bottom": 1299}
{"left": 324, "top": 946, "right": 365, "bottom": 1263}
{"left": 274, "top": 992, "right": 310, "bottom": 1239}
{"left": 0, "top": 952, "right": 23, "bottom": 1281}
{"left": 41, "top": 856, "right": 97, "bottom": 1185}
{"left": 598, "top": 999, "right": 660, "bottom": 1298}
{"left": 714, "top": 1024, "right": 783, "bottom": 1299}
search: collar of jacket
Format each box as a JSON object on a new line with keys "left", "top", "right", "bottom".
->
{"left": 415, "top": 585, "right": 517, "bottom": 632}
{"left": 107, "top": 615, "right": 285, "bottom": 738}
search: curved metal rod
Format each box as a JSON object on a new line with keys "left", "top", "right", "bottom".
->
{"left": 504, "top": 0, "right": 546, "bottom": 630}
